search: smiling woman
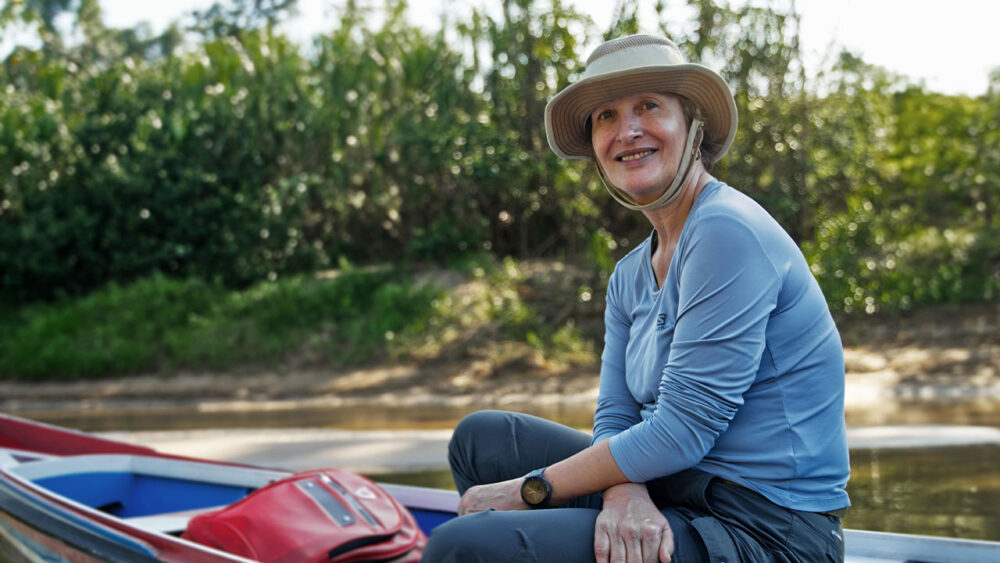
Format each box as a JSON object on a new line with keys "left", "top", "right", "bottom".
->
{"left": 422, "top": 33, "right": 853, "bottom": 563}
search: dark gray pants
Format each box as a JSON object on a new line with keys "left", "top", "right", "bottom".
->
{"left": 421, "top": 410, "right": 844, "bottom": 562}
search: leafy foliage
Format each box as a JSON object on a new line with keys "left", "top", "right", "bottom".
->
{"left": 1, "top": 0, "right": 998, "bottom": 320}
{"left": 1, "top": 3, "right": 321, "bottom": 299}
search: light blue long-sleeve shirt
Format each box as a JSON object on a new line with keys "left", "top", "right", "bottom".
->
{"left": 594, "top": 181, "right": 850, "bottom": 513}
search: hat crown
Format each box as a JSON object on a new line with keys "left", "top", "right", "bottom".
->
{"left": 582, "top": 34, "right": 687, "bottom": 80}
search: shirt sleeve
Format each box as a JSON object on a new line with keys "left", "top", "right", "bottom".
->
{"left": 591, "top": 268, "right": 643, "bottom": 445}
{"left": 608, "top": 212, "right": 783, "bottom": 482}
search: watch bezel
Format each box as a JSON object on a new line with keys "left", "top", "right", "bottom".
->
{"left": 520, "top": 468, "right": 552, "bottom": 509}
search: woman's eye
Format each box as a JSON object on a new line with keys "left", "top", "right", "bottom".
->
{"left": 596, "top": 110, "right": 613, "bottom": 120}
{"left": 642, "top": 101, "right": 658, "bottom": 111}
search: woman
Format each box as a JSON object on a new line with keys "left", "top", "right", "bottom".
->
{"left": 421, "top": 34, "right": 849, "bottom": 562}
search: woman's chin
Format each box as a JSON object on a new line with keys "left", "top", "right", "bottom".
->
{"left": 615, "top": 183, "right": 665, "bottom": 205}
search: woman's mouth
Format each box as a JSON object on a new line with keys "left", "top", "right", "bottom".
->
{"left": 617, "top": 149, "right": 656, "bottom": 162}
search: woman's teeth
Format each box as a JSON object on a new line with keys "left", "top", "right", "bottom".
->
{"left": 620, "top": 150, "right": 654, "bottom": 162}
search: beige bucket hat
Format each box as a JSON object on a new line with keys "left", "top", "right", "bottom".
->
{"left": 544, "top": 34, "right": 738, "bottom": 162}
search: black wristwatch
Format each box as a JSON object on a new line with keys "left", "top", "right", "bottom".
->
{"left": 520, "top": 467, "right": 552, "bottom": 509}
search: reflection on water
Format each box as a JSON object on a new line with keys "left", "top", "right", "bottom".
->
{"left": 370, "top": 469, "right": 458, "bottom": 491}
{"left": 844, "top": 445, "right": 999, "bottom": 541}
{"left": 20, "top": 402, "right": 598, "bottom": 433}
{"left": 20, "top": 396, "right": 1000, "bottom": 433}
{"left": 371, "top": 444, "right": 1000, "bottom": 542}
{"left": 845, "top": 397, "right": 1000, "bottom": 428}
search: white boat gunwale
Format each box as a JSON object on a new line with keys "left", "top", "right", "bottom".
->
{"left": 7, "top": 453, "right": 288, "bottom": 489}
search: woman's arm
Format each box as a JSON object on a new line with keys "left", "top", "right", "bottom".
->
{"left": 456, "top": 439, "right": 627, "bottom": 514}
{"left": 456, "top": 441, "right": 674, "bottom": 561}
{"left": 593, "top": 269, "right": 644, "bottom": 444}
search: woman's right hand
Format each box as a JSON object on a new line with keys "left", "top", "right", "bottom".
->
{"left": 594, "top": 482, "right": 674, "bottom": 563}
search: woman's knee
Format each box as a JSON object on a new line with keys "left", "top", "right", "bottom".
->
{"left": 448, "top": 410, "right": 516, "bottom": 466}
{"left": 451, "top": 410, "right": 511, "bottom": 446}
{"left": 448, "top": 410, "right": 591, "bottom": 494}
{"left": 448, "top": 411, "right": 522, "bottom": 493}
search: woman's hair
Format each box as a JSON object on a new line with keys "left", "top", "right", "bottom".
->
{"left": 583, "top": 93, "right": 725, "bottom": 171}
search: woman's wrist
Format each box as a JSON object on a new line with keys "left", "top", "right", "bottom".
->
{"left": 601, "top": 481, "right": 649, "bottom": 502}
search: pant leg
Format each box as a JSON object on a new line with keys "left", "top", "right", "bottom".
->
{"left": 434, "top": 412, "right": 838, "bottom": 562}
{"left": 426, "top": 411, "right": 719, "bottom": 562}
{"left": 421, "top": 506, "right": 710, "bottom": 563}
{"left": 447, "top": 410, "right": 594, "bottom": 496}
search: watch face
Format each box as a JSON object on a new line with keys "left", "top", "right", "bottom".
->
{"left": 522, "top": 478, "right": 548, "bottom": 506}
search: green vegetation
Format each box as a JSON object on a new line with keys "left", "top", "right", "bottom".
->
{"left": 1, "top": 0, "right": 998, "bottom": 379}
{"left": 0, "top": 257, "right": 596, "bottom": 380}
{"left": 0, "top": 267, "right": 442, "bottom": 379}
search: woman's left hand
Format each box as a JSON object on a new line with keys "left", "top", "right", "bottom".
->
{"left": 457, "top": 477, "right": 527, "bottom": 515}
{"left": 594, "top": 482, "right": 673, "bottom": 563}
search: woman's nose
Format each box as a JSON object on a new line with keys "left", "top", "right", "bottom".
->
{"left": 616, "top": 116, "right": 641, "bottom": 144}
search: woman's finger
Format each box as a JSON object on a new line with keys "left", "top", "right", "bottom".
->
{"left": 640, "top": 523, "right": 661, "bottom": 563}
{"left": 611, "top": 536, "right": 629, "bottom": 563}
{"left": 658, "top": 523, "right": 675, "bottom": 563}
{"left": 594, "top": 527, "right": 612, "bottom": 563}
{"left": 621, "top": 524, "right": 643, "bottom": 563}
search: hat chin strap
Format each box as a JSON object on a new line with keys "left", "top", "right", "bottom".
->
{"left": 597, "top": 118, "right": 704, "bottom": 211}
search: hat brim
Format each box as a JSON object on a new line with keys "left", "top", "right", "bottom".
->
{"left": 544, "top": 64, "right": 738, "bottom": 161}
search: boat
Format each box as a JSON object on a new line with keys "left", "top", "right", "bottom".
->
{"left": 0, "top": 413, "right": 997, "bottom": 562}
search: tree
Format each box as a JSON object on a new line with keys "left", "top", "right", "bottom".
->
{"left": 189, "top": 0, "right": 298, "bottom": 40}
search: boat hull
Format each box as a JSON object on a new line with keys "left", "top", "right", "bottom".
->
{"left": 1, "top": 413, "right": 998, "bottom": 562}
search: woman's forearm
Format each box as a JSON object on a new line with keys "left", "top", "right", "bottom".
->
{"left": 545, "top": 439, "right": 631, "bottom": 505}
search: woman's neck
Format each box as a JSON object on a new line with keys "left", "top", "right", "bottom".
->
{"left": 645, "top": 168, "right": 712, "bottom": 288}
{"left": 645, "top": 168, "right": 713, "bottom": 251}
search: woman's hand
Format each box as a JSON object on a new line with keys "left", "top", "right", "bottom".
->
{"left": 594, "top": 482, "right": 674, "bottom": 563}
{"left": 456, "top": 477, "right": 526, "bottom": 515}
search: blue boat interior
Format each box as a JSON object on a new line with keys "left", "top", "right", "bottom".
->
{"left": 29, "top": 470, "right": 456, "bottom": 536}
{"left": 36, "top": 473, "right": 458, "bottom": 536}
{"left": 35, "top": 472, "right": 253, "bottom": 518}
{"left": 7, "top": 454, "right": 458, "bottom": 540}
{"left": 408, "top": 507, "right": 455, "bottom": 536}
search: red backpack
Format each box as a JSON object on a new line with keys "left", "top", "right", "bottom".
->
{"left": 183, "top": 469, "right": 426, "bottom": 562}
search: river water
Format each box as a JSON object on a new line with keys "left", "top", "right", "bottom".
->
{"left": 17, "top": 398, "right": 1000, "bottom": 542}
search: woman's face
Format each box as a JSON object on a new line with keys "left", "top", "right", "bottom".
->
{"left": 590, "top": 92, "right": 688, "bottom": 205}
